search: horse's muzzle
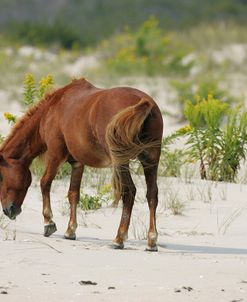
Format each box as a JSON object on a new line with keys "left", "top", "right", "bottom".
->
{"left": 3, "top": 203, "right": 22, "bottom": 220}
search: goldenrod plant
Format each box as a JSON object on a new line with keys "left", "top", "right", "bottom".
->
{"left": 183, "top": 95, "right": 247, "bottom": 182}
{"left": 171, "top": 77, "right": 237, "bottom": 122}
{"left": 23, "top": 73, "right": 36, "bottom": 106}
{"left": 3, "top": 112, "right": 17, "bottom": 125}
{"left": 37, "top": 74, "right": 54, "bottom": 99}
{"left": 23, "top": 73, "right": 54, "bottom": 106}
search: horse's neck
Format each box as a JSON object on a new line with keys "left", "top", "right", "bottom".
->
{"left": 3, "top": 116, "right": 44, "bottom": 165}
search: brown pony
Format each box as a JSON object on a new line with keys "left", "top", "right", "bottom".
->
{"left": 0, "top": 78, "right": 163, "bottom": 251}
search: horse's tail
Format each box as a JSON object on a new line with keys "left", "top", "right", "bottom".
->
{"left": 105, "top": 98, "right": 159, "bottom": 205}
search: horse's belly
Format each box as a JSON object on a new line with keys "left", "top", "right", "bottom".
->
{"left": 80, "top": 151, "right": 111, "bottom": 168}
{"left": 67, "top": 140, "right": 111, "bottom": 168}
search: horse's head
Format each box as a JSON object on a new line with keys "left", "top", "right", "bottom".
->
{"left": 0, "top": 154, "right": 32, "bottom": 220}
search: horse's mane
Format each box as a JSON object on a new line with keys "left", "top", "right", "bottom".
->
{"left": 0, "top": 78, "right": 90, "bottom": 152}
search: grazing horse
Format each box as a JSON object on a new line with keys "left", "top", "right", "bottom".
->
{"left": 0, "top": 78, "right": 163, "bottom": 251}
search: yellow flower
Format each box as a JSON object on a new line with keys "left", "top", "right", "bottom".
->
{"left": 176, "top": 124, "right": 193, "bottom": 135}
{"left": 207, "top": 93, "right": 214, "bottom": 101}
{"left": 39, "top": 74, "right": 54, "bottom": 88}
{"left": 4, "top": 112, "right": 17, "bottom": 124}
{"left": 23, "top": 73, "right": 35, "bottom": 86}
{"left": 4, "top": 112, "right": 12, "bottom": 119}
{"left": 38, "top": 74, "right": 54, "bottom": 98}
{"left": 194, "top": 94, "right": 201, "bottom": 103}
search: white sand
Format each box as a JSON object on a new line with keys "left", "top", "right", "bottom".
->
{"left": 0, "top": 177, "right": 247, "bottom": 302}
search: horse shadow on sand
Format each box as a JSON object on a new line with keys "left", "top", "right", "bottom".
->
{"left": 12, "top": 228, "right": 247, "bottom": 255}
{"left": 54, "top": 233, "right": 247, "bottom": 255}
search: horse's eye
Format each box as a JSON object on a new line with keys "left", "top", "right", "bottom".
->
{"left": 0, "top": 173, "right": 2, "bottom": 182}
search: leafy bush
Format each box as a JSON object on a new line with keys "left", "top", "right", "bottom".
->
{"left": 79, "top": 184, "right": 112, "bottom": 211}
{"left": 79, "top": 193, "right": 102, "bottom": 211}
{"left": 101, "top": 17, "right": 193, "bottom": 76}
{"left": 218, "top": 109, "right": 247, "bottom": 182}
{"left": 171, "top": 77, "right": 237, "bottom": 121}
{"left": 159, "top": 148, "right": 184, "bottom": 177}
{"left": 159, "top": 129, "right": 188, "bottom": 177}
{"left": 6, "top": 21, "right": 81, "bottom": 49}
{"left": 1, "top": 2, "right": 247, "bottom": 51}
{"left": 183, "top": 95, "right": 247, "bottom": 182}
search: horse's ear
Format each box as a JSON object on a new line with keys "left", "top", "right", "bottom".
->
{"left": 0, "top": 154, "right": 7, "bottom": 167}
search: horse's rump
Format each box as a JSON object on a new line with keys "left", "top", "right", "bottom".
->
{"left": 106, "top": 98, "right": 161, "bottom": 203}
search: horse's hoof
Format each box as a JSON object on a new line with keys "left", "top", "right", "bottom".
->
{"left": 44, "top": 222, "right": 57, "bottom": 237}
{"left": 112, "top": 241, "right": 124, "bottom": 249}
{"left": 145, "top": 245, "right": 158, "bottom": 252}
{"left": 64, "top": 233, "right": 76, "bottom": 240}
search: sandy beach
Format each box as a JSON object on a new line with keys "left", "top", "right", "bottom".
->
{"left": 1, "top": 176, "right": 247, "bottom": 302}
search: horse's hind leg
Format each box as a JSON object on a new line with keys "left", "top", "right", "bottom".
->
{"left": 64, "top": 163, "right": 84, "bottom": 240}
{"left": 113, "top": 165, "right": 136, "bottom": 249}
{"left": 140, "top": 153, "right": 160, "bottom": 252}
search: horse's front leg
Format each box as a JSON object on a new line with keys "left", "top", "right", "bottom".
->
{"left": 64, "top": 163, "right": 84, "bottom": 240}
{"left": 40, "top": 156, "right": 64, "bottom": 237}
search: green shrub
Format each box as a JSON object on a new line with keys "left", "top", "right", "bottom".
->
{"left": 217, "top": 109, "right": 247, "bottom": 182}
{"left": 159, "top": 149, "right": 184, "bottom": 177}
{"left": 78, "top": 184, "right": 112, "bottom": 211}
{"left": 101, "top": 16, "right": 193, "bottom": 76}
{"left": 7, "top": 21, "right": 81, "bottom": 49}
{"left": 159, "top": 129, "right": 187, "bottom": 177}
{"left": 79, "top": 193, "right": 102, "bottom": 211}
{"left": 183, "top": 95, "right": 247, "bottom": 182}
{"left": 171, "top": 77, "right": 236, "bottom": 121}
